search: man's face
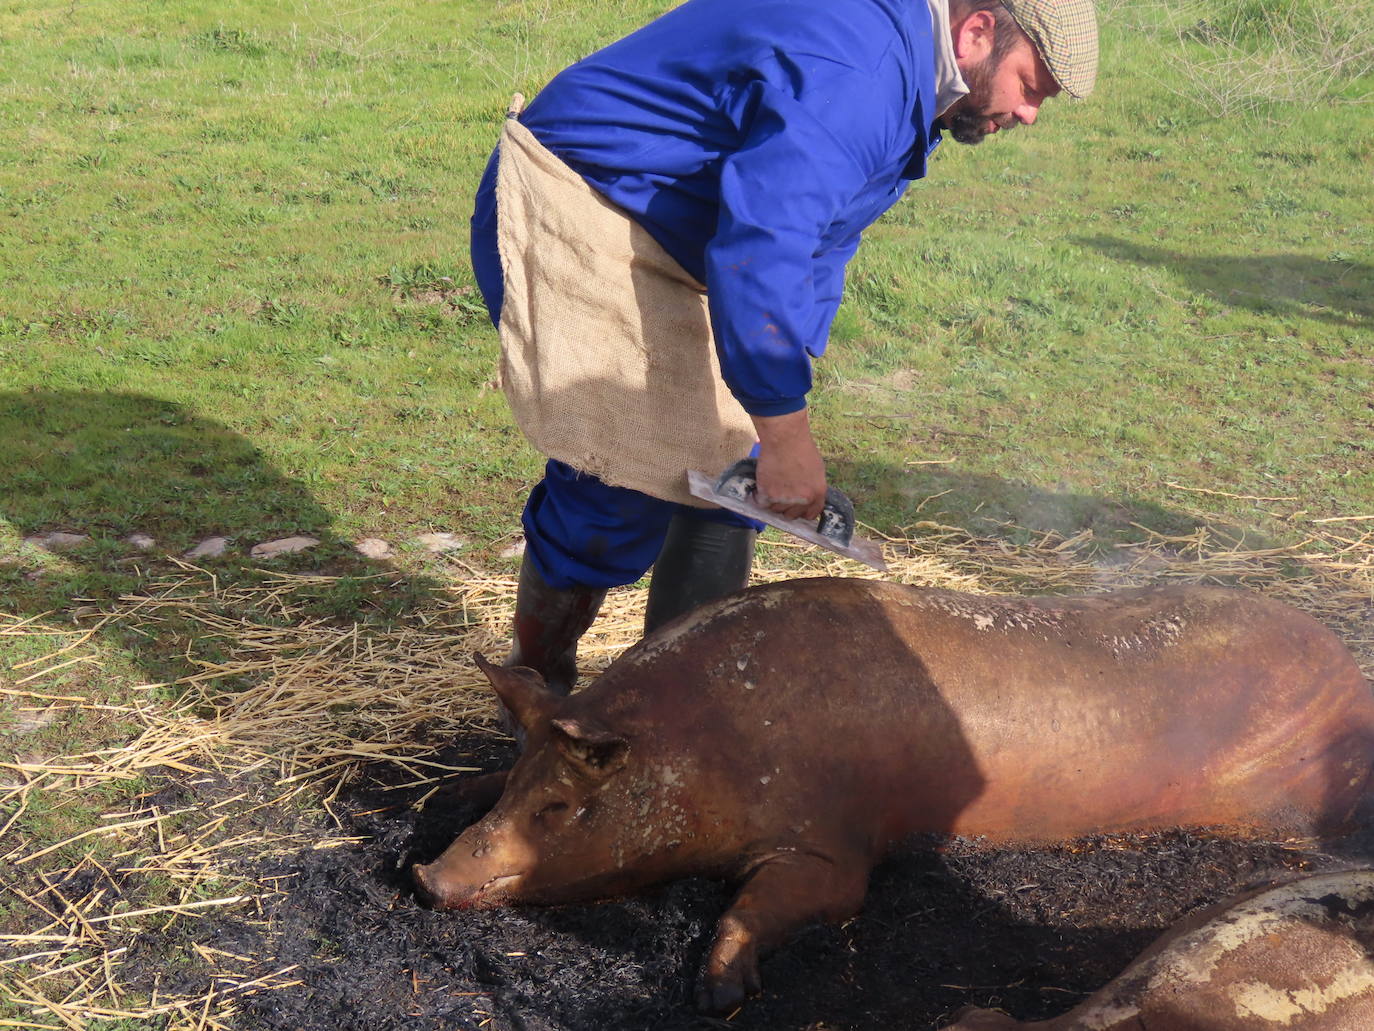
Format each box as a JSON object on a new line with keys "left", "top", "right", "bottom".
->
{"left": 944, "top": 39, "right": 1061, "bottom": 145}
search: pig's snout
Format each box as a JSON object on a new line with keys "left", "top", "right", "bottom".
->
{"left": 411, "top": 844, "right": 528, "bottom": 911}
{"left": 411, "top": 861, "right": 455, "bottom": 909}
{"left": 412, "top": 814, "right": 547, "bottom": 911}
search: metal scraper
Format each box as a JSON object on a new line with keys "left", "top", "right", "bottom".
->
{"left": 687, "top": 459, "right": 888, "bottom": 571}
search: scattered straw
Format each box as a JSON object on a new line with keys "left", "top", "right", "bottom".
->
{"left": 1, "top": 518, "right": 1371, "bottom": 1026}
{"left": 1165, "top": 481, "right": 1299, "bottom": 503}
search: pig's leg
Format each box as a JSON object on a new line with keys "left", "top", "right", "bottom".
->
{"left": 695, "top": 848, "right": 869, "bottom": 1013}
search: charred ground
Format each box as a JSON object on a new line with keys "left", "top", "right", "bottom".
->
{"left": 94, "top": 732, "right": 1374, "bottom": 1031}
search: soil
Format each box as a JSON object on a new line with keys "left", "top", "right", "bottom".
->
{"left": 99, "top": 733, "right": 1374, "bottom": 1031}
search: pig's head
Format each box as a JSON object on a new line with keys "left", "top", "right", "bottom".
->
{"left": 413, "top": 653, "right": 695, "bottom": 911}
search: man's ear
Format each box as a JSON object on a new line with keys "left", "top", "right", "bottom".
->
{"left": 473, "top": 652, "right": 560, "bottom": 732}
{"left": 951, "top": 8, "right": 997, "bottom": 66}
{"left": 551, "top": 717, "right": 629, "bottom": 778}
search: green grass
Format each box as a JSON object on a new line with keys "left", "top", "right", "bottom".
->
{"left": 1, "top": 0, "right": 1369, "bottom": 559}
{"left": 1, "top": 0, "right": 685, "bottom": 563}
{"left": 816, "top": 1, "right": 1373, "bottom": 532}
{"left": 0, "top": 0, "right": 1371, "bottom": 1018}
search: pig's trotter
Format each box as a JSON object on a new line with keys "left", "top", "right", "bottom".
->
{"left": 942, "top": 1006, "right": 1022, "bottom": 1030}
{"left": 695, "top": 916, "right": 761, "bottom": 1015}
{"left": 695, "top": 848, "right": 869, "bottom": 1014}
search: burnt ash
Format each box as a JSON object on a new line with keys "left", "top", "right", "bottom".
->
{"left": 111, "top": 733, "right": 1374, "bottom": 1031}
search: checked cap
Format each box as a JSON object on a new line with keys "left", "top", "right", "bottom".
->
{"left": 1001, "top": 0, "right": 1099, "bottom": 98}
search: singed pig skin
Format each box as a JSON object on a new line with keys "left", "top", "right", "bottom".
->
{"left": 943, "top": 870, "right": 1374, "bottom": 1030}
{"left": 412, "top": 579, "right": 1374, "bottom": 1014}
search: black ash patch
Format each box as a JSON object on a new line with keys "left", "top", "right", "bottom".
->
{"left": 106, "top": 733, "right": 1374, "bottom": 1031}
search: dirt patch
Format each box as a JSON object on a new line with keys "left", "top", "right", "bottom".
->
{"left": 97, "top": 734, "right": 1374, "bottom": 1031}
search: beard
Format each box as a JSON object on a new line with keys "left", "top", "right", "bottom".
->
{"left": 942, "top": 53, "right": 1012, "bottom": 145}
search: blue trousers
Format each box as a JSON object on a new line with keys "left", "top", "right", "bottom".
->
{"left": 523, "top": 460, "right": 762, "bottom": 590}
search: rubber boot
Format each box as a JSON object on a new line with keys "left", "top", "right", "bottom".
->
{"left": 500, "top": 554, "right": 606, "bottom": 742}
{"left": 643, "top": 515, "right": 756, "bottom": 636}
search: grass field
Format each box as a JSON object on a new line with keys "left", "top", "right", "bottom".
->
{"left": 1, "top": 0, "right": 1371, "bottom": 1026}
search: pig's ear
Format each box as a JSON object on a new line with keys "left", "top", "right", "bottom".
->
{"left": 551, "top": 718, "right": 629, "bottom": 777}
{"left": 473, "top": 652, "right": 558, "bottom": 731}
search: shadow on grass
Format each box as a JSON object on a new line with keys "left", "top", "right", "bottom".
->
{"left": 0, "top": 388, "right": 441, "bottom": 688}
{"left": 1079, "top": 235, "right": 1374, "bottom": 329}
{"left": 825, "top": 452, "right": 1255, "bottom": 557}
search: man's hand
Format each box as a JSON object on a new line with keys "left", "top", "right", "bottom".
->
{"left": 751, "top": 410, "right": 826, "bottom": 521}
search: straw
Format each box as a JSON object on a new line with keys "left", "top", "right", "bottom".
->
{"left": 2, "top": 518, "right": 1370, "bottom": 1026}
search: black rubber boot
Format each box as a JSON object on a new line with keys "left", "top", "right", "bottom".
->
{"left": 506, "top": 554, "right": 607, "bottom": 696}
{"left": 643, "top": 515, "right": 756, "bottom": 636}
{"left": 499, "top": 555, "right": 606, "bottom": 744}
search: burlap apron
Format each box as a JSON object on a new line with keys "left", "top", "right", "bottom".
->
{"left": 495, "top": 99, "right": 756, "bottom": 507}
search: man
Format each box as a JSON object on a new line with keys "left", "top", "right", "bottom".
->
{"left": 471, "top": 0, "right": 1097, "bottom": 704}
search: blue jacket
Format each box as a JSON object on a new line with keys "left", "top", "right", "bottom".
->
{"left": 472, "top": 0, "right": 942, "bottom": 417}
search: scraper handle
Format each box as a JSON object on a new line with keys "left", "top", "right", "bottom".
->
{"left": 713, "top": 458, "right": 856, "bottom": 548}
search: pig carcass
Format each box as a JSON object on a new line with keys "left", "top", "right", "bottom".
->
{"left": 412, "top": 579, "right": 1374, "bottom": 1012}
{"left": 944, "top": 869, "right": 1374, "bottom": 1030}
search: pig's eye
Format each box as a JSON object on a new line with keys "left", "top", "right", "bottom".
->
{"left": 533, "top": 801, "right": 569, "bottom": 823}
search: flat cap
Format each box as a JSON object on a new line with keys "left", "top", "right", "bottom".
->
{"left": 1001, "top": 0, "right": 1099, "bottom": 98}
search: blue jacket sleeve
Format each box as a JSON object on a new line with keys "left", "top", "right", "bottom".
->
{"left": 705, "top": 72, "right": 884, "bottom": 417}
{"left": 811, "top": 233, "right": 862, "bottom": 352}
